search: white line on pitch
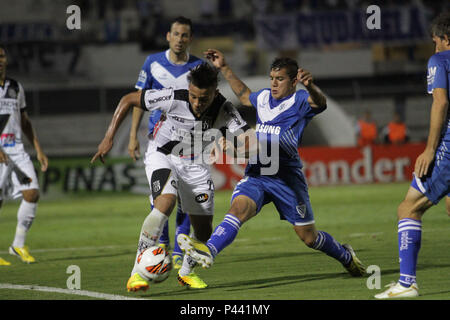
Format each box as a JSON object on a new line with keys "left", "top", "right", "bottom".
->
{"left": 0, "top": 283, "right": 149, "bottom": 300}
{"left": 0, "top": 244, "right": 135, "bottom": 255}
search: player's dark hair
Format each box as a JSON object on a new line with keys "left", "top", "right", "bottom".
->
{"left": 188, "top": 63, "right": 218, "bottom": 89}
{"left": 430, "top": 12, "right": 450, "bottom": 39}
{"left": 170, "top": 16, "right": 194, "bottom": 35}
{"left": 270, "top": 57, "right": 298, "bottom": 80}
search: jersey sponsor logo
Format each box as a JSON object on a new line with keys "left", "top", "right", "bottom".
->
{"left": 0, "top": 100, "right": 18, "bottom": 111}
{"left": 195, "top": 193, "right": 209, "bottom": 203}
{"left": 0, "top": 133, "right": 15, "bottom": 147}
{"left": 427, "top": 66, "right": 436, "bottom": 85}
{"left": 147, "top": 94, "right": 171, "bottom": 106}
{"left": 138, "top": 70, "right": 147, "bottom": 84}
{"left": 255, "top": 123, "right": 281, "bottom": 135}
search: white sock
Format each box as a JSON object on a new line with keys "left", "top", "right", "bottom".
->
{"left": 12, "top": 200, "right": 37, "bottom": 248}
{"left": 179, "top": 255, "right": 197, "bottom": 277}
{"left": 131, "top": 208, "right": 168, "bottom": 275}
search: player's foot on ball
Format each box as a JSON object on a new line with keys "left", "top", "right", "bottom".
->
{"left": 172, "top": 254, "right": 183, "bottom": 270}
{"left": 342, "top": 244, "right": 366, "bottom": 277}
{"left": 9, "top": 246, "right": 36, "bottom": 264}
{"left": 177, "top": 234, "right": 213, "bottom": 268}
{"left": 374, "top": 282, "right": 419, "bottom": 299}
{"left": 177, "top": 271, "right": 208, "bottom": 289}
{"left": 0, "top": 257, "right": 11, "bottom": 266}
{"left": 126, "top": 273, "right": 149, "bottom": 292}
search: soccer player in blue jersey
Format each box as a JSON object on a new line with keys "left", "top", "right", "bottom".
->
{"left": 375, "top": 12, "right": 450, "bottom": 299}
{"left": 177, "top": 48, "right": 367, "bottom": 280}
{"left": 129, "top": 16, "right": 202, "bottom": 269}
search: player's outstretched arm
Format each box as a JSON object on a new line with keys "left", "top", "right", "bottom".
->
{"left": 205, "top": 49, "right": 252, "bottom": 107}
{"left": 128, "top": 97, "right": 144, "bottom": 161}
{"left": 21, "top": 111, "right": 48, "bottom": 172}
{"left": 297, "top": 68, "right": 327, "bottom": 111}
{"left": 415, "top": 87, "right": 448, "bottom": 178}
{"left": 91, "top": 91, "right": 142, "bottom": 164}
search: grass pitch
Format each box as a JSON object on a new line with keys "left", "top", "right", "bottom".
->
{"left": 0, "top": 183, "right": 449, "bottom": 300}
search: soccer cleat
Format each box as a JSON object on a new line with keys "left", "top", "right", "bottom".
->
{"left": 9, "top": 246, "right": 36, "bottom": 264}
{"left": 342, "top": 244, "right": 366, "bottom": 277}
{"left": 374, "top": 282, "right": 419, "bottom": 299}
{"left": 0, "top": 257, "right": 11, "bottom": 266}
{"left": 172, "top": 254, "right": 183, "bottom": 270}
{"left": 177, "top": 271, "right": 208, "bottom": 289}
{"left": 177, "top": 234, "right": 213, "bottom": 269}
{"left": 158, "top": 243, "right": 171, "bottom": 252}
{"left": 126, "top": 272, "right": 149, "bottom": 292}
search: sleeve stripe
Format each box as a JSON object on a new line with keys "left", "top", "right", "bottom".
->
{"left": 139, "top": 90, "right": 147, "bottom": 110}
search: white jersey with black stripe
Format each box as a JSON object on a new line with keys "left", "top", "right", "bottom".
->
{"left": 0, "top": 78, "right": 26, "bottom": 155}
{"left": 140, "top": 87, "right": 248, "bottom": 162}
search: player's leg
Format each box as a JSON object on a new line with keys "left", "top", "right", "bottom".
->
{"left": 178, "top": 179, "right": 262, "bottom": 269}
{"left": 174, "top": 168, "right": 214, "bottom": 288}
{"left": 128, "top": 153, "right": 177, "bottom": 291}
{"left": 293, "top": 223, "right": 365, "bottom": 276}
{"left": 7, "top": 155, "right": 40, "bottom": 264}
{"left": 0, "top": 195, "right": 11, "bottom": 266}
{"left": 274, "top": 170, "right": 366, "bottom": 276}
{"left": 177, "top": 214, "right": 213, "bottom": 288}
{"left": 375, "top": 186, "right": 433, "bottom": 299}
{"left": 172, "top": 202, "right": 191, "bottom": 269}
{"left": 0, "top": 163, "right": 11, "bottom": 265}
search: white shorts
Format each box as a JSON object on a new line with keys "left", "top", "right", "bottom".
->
{"left": 144, "top": 145, "right": 214, "bottom": 216}
{"left": 0, "top": 152, "right": 39, "bottom": 200}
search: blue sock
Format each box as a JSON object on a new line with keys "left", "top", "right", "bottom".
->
{"left": 173, "top": 206, "right": 190, "bottom": 256}
{"left": 312, "top": 231, "right": 352, "bottom": 266}
{"left": 206, "top": 214, "right": 241, "bottom": 258}
{"left": 398, "top": 218, "right": 422, "bottom": 287}
{"left": 158, "top": 221, "right": 170, "bottom": 245}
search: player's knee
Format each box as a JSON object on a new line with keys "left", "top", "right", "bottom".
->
{"left": 228, "top": 196, "right": 256, "bottom": 223}
{"left": 22, "top": 189, "right": 40, "bottom": 203}
{"left": 294, "top": 225, "right": 317, "bottom": 248}
{"left": 153, "top": 193, "right": 176, "bottom": 215}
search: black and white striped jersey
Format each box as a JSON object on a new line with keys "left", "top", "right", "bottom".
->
{"left": 0, "top": 77, "right": 26, "bottom": 154}
{"left": 139, "top": 88, "right": 249, "bottom": 158}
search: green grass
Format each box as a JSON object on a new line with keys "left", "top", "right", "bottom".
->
{"left": 0, "top": 183, "right": 449, "bottom": 300}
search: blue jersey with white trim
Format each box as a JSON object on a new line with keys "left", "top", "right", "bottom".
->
{"left": 135, "top": 49, "right": 203, "bottom": 134}
{"left": 246, "top": 88, "right": 322, "bottom": 176}
{"left": 426, "top": 50, "right": 450, "bottom": 166}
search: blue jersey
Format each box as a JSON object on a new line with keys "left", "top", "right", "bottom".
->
{"left": 135, "top": 49, "right": 203, "bottom": 134}
{"left": 246, "top": 88, "right": 322, "bottom": 176}
{"left": 410, "top": 50, "right": 450, "bottom": 203}
{"left": 427, "top": 50, "right": 450, "bottom": 145}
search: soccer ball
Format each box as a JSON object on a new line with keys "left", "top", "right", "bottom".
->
{"left": 136, "top": 246, "right": 172, "bottom": 283}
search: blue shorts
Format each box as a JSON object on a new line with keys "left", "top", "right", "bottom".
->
{"left": 231, "top": 168, "right": 315, "bottom": 226}
{"left": 410, "top": 150, "right": 450, "bottom": 204}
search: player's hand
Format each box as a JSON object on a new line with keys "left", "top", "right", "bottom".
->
{"left": 204, "top": 49, "right": 226, "bottom": 69}
{"left": 128, "top": 137, "right": 140, "bottom": 161}
{"left": 0, "top": 150, "right": 8, "bottom": 164}
{"left": 91, "top": 137, "right": 113, "bottom": 164}
{"left": 297, "top": 68, "right": 313, "bottom": 88}
{"left": 37, "top": 151, "right": 48, "bottom": 172}
{"left": 414, "top": 148, "right": 435, "bottom": 178}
